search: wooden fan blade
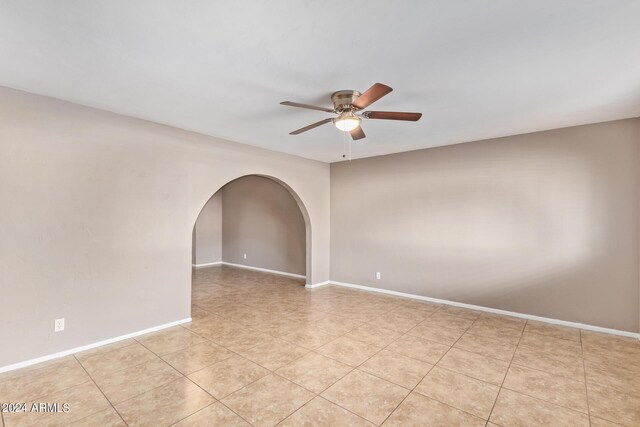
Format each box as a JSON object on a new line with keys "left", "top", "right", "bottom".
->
{"left": 364, "top": 111, "right": 422, "bottom": 121}
{"left": 281, "top": 101, "right": 334, "bottom": 113}
{"left": 290, "top": 118, "right": 334, "bottom": 135}
{"left": 350, "top": 126, "right": 366, "bottom": 140}
{"left": 352, "top": 83, "right": 393, "bottom": 109}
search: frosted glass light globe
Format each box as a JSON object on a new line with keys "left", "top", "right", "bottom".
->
{"left": 334, "top": 112, "right": 361, "bottom": 132}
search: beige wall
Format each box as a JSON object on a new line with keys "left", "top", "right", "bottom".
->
{"left": 192, "top": 192, "right": 222, "bottom": 265}
{"left": 221, "top": 176, "right": 306, "bottom": 275}
{"left": 0, "top": 86, "right": 330, "bottom": 368}
{"left": 331, "top": 119, "right": 640, "bottom": 332}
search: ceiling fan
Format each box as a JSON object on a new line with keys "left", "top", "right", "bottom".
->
{"left": 280, "top": 83, "right": 422, "bottom": 140}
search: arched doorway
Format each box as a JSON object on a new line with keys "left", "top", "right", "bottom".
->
{"left": 191, "top": 174, "right": 312, "bottom": 282}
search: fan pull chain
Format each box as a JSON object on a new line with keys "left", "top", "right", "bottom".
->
{"left": 342, "top": 131, "right": 347, "bottom": 159}
{"left": 341, "top": 131, "right": 352, "bottom": 161}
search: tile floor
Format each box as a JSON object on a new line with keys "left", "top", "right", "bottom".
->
{"left": 1, "top": 265, "right": 639, "bottom": 426}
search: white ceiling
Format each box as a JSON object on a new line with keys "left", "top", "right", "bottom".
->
{"left": 1, "top": 1, "right": 639, "bottom": 162}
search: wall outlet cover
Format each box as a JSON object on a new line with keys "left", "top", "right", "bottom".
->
{"left": 54, "top": 318, "right": 65, "bottom": 332}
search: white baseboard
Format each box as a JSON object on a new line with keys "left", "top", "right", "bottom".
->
{"left": 192, "top": 261, "right": 222, "bottom": 268}
{"left": 305, "top": 281, "right": 331, "bottom": 288}
{"left": 202, "top": 261, "right": 307, "bottom": 279}
{"left": 0, "top": 317, "right": 192, "bottom": 374}
{"left": 320, "top": 280, "right": 640, "bottom": 339}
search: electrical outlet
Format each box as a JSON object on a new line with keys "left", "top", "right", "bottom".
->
{"left": 54, "top": 318, "right": 65, "bottom": 332}
{"left": 243, "top": 253, "right": 247, "bottom": 259}
{"left": 376, "top": 272, "right": 381, "bottom": 280}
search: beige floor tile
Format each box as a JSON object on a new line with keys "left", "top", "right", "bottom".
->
{"left": 367, "top": 312, "right": 423, "bottom": 332}
{"left": 437, "top": 348, "right": 509, "bottom": 385}
{"left": 321, "top": 370, "right": 409, "bottom": 425}
{"left": 313, "top": 314, "right": 364, "bottom": 335}
{"left": 385, "top": 334, "right": 450, "bottom": 364}
{"left": 75, "top": 339, "right": 137, "bottom": 362}
{"left": 202, "top": 302, "right": 255, "bottom": 319}
{"left": 92, "top": 358, "right": 182, "bottom": 404}
{"left": 69, "top": 407, "right": 126, "bottom": 427}
{"left": 360, "top": 350, "right": 433, "bottom": 389}
{"left": 116, "top": 377, "right": 214, "bottom": 427}
{"left": 216, "top": 328, "right": 274, "bottom": 352}
{"left": 584, "top": 342, "right": 640, "bottom": 367}
{"left": 173, "top": 402, "right": 250, "bottom": 426}
{"left": 476, "top": 313, "right": 526, "bottom": 331}
{"left": 135, "top": 326, "right": 207, "bottom": 355}
{"left": 465, "top": 322, "right": 522, "bottom": 345}
{"left": 279, "top": 327, "right": 341, "bottom": 350}
{"left": 189, "top": 306, "right": 217, "bottom": 322}
{"left": 383, "top": 392, "right": 485, "bottom": 426}
{"left": 490, "top": 389, "right": 589, "bottom": 426}
{"left": 425, "top": 312, "right": 476, "bottom": 329}
{"left": 525, "top": 320, "right": 581, "bottom": 342}
{"left": 585, "top": 360, "right": 640, "bottom": 395}
{"left": 188, "top": 355, "right": 269, "bottom": 399}
{"left": 275, "top": 352, "right": 352, "bottom": 393}
{"left": 503, "top": 364, "right": 588, "bottom": 413}
{"left": 512, "top": 344, "right": 585, "bottom": 381}
{"left": 229, "top": 307, "right": 281, "bottom": 328}
{"left": 316, "top": 336, "right": 382, "bottom": 367}
{"left": 239, "top": 338, "right": 309, "bottom": 370}
{"left": 182, "top": 313, "right": 231, "bottom": 332}
{"left": 387, "top": 306, "right": 431, "bottom": 322}
{"left": 222, "top": 374, "right": 314, "bottom": 427}
{"left": 279, "top": 396, "right": 374, "bottom": 426}
{"left": 581, "top": 330, "right": 640, "bottom": 352}
{"left": 587, "top": 383, "right": 640, "bottom": 426}
{"left": 3, "top": 381, "right": 111, "bottom": 427}
{"left": 161, "top": 340, "right": 234, "bottom": 375}
{"left": 436, "top": 305, "right": 482, "bottom": 320}
{"left": 398, "top": 300, "right": 442, "bottom": 312}
{"left": 582, "top": 344, "right": 640, "bottom": 374}
{"left": 589, "top": 416, "right": 625, "bottom": 427}
{"left": 79, "top": 342, "right": 158, "bottom": 377}
{"left": 190, "top": 317, "right": 246, "bottom": 340}
{"left": 415, "top": 366, "right": 499, "bottom": 419}
{"left": 454, "top": 332, "right": 517, "bottom": 361}
{"left": 0, "top": 356, "right": 77, "bottom": 384}
{"left": 345, "top": 324, "right": 402, "bottom": 347}
{"left": 407, "top": 322, "right": 466, "bottom": 346}
{"left": 330, "top": 309, "right": 381, "bottom": 323}
{"left": 0, "top": 357, "right": 90, "bottom": 403}
{"left": 520, "top": 330, "right": 582, "bottom": 354}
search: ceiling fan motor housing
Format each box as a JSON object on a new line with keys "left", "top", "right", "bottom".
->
{"left": 331, "top": 90, "right": 362, "bottom": 111}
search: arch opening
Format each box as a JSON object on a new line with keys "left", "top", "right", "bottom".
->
{"left": 191, "top": 174, "right": 312, "bottom": 283}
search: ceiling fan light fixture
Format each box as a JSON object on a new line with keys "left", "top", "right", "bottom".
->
{"left": 333, "top": 111, "right": 361, "bottom": 132}
{"left": 281, "top": 83, "right": 422, "bottom": 139}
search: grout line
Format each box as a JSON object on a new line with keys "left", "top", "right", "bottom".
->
{"left": 73, "top": 354, "right": 130, "bottom": 427}
{"left": 77, "top": 339, "right": 140, "bottom": 362}
{"left": 377, "top": 311, "right": 482, "bottom": 425}
{"left": 484, "top": 320, "right": 526, "bottom": 426}
{"left": 167, "top": 402, "right": 217, "bottom": 427}
{"left": 278, "top": 395, "right": 373, "bottom": 426}
{"left": 580, "top": 330, "right": 593, "bottom": 427}
{"left": 216, "top": 401, "right": 255, "bottom": 427}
